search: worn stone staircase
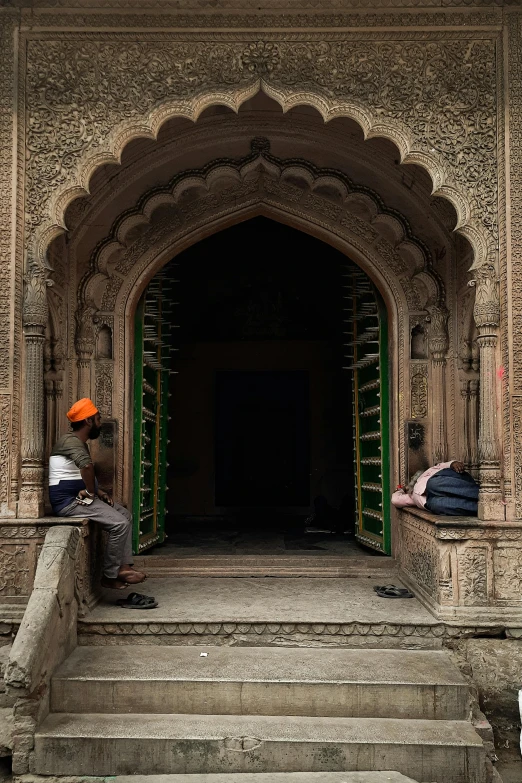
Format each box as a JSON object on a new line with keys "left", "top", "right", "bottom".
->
{"left": 33, "top": 645, "right": 486, "bottom": 782}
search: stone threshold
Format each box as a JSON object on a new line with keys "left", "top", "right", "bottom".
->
{"left": 133, "top": 554, "right": 396, "bottom": 578}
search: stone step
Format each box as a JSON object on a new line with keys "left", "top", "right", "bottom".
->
{"left": 77, "top": 577, "right": 443, "bottom": 650}
{"left": 131, "top": 555, "right": 397, "bottom": 578}
{"left": 112, "top": 774, "right": 420, "bottom": 782}
{"left": 51, "top": 645, "right": 470, "bottom": 721}
{"left": 34, "top": 712, "right": 485, "bottom": 782}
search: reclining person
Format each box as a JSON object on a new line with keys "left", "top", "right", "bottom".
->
{"left": 392, "top": 460, "right": 478, "bottom": 516}
{"left": 49, "top": 398, "right": 146, "bottom": 589}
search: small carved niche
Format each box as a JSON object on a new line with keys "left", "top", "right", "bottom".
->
{"left": 410, "top": 322, "right": 427, "bottom": 359}
{"left": 96, "top": 325, "right": 113, "bottom": 360}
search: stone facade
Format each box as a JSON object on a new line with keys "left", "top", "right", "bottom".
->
{"left": 0, "top": 0, "right": 521, "bottom": 620}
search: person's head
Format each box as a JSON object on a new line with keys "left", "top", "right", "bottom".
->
{"left": 406, "top": 469, "right": 424, "bottom": 494}
{"left": 66, "top": 398, "right": 101, "bottom": 440}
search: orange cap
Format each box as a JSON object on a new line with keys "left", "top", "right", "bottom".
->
{"left": 66, "top": 398, "right": 99, "bottom": 423}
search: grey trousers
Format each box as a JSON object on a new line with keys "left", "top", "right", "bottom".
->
{"left": 59, "top": 498, "right": 133, "bottom": 578}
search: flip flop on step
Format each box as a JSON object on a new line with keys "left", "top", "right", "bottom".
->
{"left": 116, "top": 592, "right": 158, "bottom": 609}
{"left": 373, "top": 584, "right": 399, "bottom": 593}
{"left": 375, "top": 585, "right": 415, "bottom": 599}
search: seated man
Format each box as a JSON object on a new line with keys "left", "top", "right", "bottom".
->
{"left": 392, "top": 460, "right": 479, "bottom": 516}
{"left": 49, "top": 398, "right": 145, "bottom": 589}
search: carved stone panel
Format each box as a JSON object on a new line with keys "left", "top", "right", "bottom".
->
{"left": 0, "top": 396, "right": 10, "bottom": 506}
{"left": 0, "top": 17, "right": 15, "bottom": 392}
{"left": 411, "top": 364, "right": 428, "bottom": 419}
{"left": 94, "top": 361, "right": 113, "bottom": 418}
{"left": 0, "top": 545, "right": 30, "bottom": 597}
{"left": 400, "top": 523, "right": 437, "bottom": 599}
{"left": 514, "top": 397, "right": 522, "bottom": 520}
{"left": 22, "top": 33, "right": 497, "bottom": 273}
{"left": 493, "top": 545, "right": 522, "bottom": 601}
{"left": 457, "top": 546, "right": 489, "bottom": 606}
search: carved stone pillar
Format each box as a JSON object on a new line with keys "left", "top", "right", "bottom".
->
{"left": 470, "top": 264, "right": 503, "bottom": 520}
{"left": 18, "top": 275, "right": 50, "bottom": 518}
{"left": 460, "top": 380, "right": 471, "bottom": 467}
{"left": 469, "top": 379, "right": 479, "bottom": 473}
{"left": 75, "top": 305, "right": 96, "bottom": 399}
{"left": 427, "top": 306, "right": 449, "bottom": 464}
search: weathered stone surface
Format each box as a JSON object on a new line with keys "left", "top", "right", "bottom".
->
{"left": 5, "top": 526, "right": 82, "bottom": 777}
{"left": 456, "top": 638, "right": 522, "bottom": 782}
{"left": 34, "top": 712, "right": 484, "bottom": 781}
{"left": 52, "top": 645, "right": 470, "bottom": 721}
{"left": 459, "top": 640, "right": 522, "bottom": 724}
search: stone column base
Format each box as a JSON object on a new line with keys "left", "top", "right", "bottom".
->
{"left": 398, "top": 508, "right": 522, "bottom": 625}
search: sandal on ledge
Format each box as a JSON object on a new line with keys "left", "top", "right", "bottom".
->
{"left": 116, "top": 592, "right": 158, "bottom": 610}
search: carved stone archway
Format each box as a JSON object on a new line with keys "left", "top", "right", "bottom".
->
{"left": 19, "top": 36, "right": 501, "bottom": 518}
{"left": 69, "top": 143, "right": 448, "bottom": 512}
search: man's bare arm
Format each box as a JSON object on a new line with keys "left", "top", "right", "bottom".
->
{"left": 80, "top": 463, "right": 96, "bottom": 495}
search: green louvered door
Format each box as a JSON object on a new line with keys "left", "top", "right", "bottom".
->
{"left": 343, "top": 265, "right": 391, "bottom": 554}
{"left": 132, "top": 272, "right": 177, "bottom": 554}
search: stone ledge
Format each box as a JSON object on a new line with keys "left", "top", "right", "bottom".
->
{"left": 0, "top": 516, "right": 89, "bottom": 530}
{"left": 401, "top": 507, "right": 522, "bottom": 538}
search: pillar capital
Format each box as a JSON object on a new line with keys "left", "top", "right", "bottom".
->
{"left": 469, "top": 262, "right": 500, "bottom": 332}
{"left": 427, "top": 304, "right": 449, "bottom": 360}
{"left": 74, "top": 304, "right": 97, "bottom": 359}
{"left": 22, "top": 273, "right": 51, "bottom": 331}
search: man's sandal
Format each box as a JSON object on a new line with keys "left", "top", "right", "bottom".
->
{"left": 116, "top": 592, "right": 158, "bottom": 610}
{"left": 375, "top": 585, "right": 415, "bottom": 599}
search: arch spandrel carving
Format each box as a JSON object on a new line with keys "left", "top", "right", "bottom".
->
{"left": 24, "top": 34, "right": 497, "bottom": 274}
{"left": 81, "top": 145, "right": 443, "bottom": 316}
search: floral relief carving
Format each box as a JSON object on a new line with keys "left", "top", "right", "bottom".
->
{"left": 458, "top": 548, "right": 488, "bottom": 606}
{"left": 401, "top": 525, "right": 437, "bottom": 597}
{"left": 493, "top": 546, "right": 522, "bottom": 601}
{"left": 513, "top": 398, "right": 522, "bottom": 519}
{"left": 26, "top": 10, "right": 502, "bottom": 29}
{"left": 411, "top": 364, "right": 428, "bottom": 419}
{"left": 24, "top": 34, "right": 497, "bottom": 271}
{"left": 0, "top": 545, "right": 30, "bottom": 596}
{"left": 508, "top": 16, "right": 522, "bottom": 406}
{"left": 0, "top": 396, "right": 10, "bottom": 505}
{"left": 0, "top": 16, "right": 15, "bottom": 392}
{"left": 95, "top": 362, "right": 113, "bottom": 418}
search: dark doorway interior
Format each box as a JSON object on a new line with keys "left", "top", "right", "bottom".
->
{"left": 215, "top": 370, "right": 310, "bottom": 507}
{"left": 151, "top": 216, "right": 374, "bottom": 554}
